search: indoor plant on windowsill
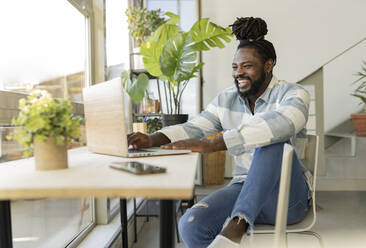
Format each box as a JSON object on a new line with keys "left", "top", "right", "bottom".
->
{"left": 125, "top": 7, "right": 166, "bottom": 70}
{"left": 140, "top": 12, "right": 233, "bottom": 126}
{"left": 350, "top": 60, "right": 366, "bottom": 136}
{"left": 8, "top": 90, "right": 83, "bottom": 170}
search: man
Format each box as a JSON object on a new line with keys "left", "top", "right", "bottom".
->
{"left": 128, "top": 17, "right": 310, "bottom": 248}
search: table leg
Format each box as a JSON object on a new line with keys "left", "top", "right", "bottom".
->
{"left": 120, "top": 199, "right": 128, "bottom": 248}
{"left": 0, "top": 200, "right": 13, "bottom": 248}
{"left": 159, "top": 200, "right": 175, "bottom": 248}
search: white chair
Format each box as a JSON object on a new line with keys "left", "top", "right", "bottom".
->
{"left": 253, "top": 135, "right": 323, "bottom": 248}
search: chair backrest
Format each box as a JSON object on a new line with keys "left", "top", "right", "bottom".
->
{"left": 274, "top": 143, "right": 294, "bottom": 247}
{"left": 302, "top": 134, "right": 319, "bottom": 192}
{"left": 303, "top": 135, "right": 319, "bottom": 173}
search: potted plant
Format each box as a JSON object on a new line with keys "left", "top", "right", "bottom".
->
{"left": 350, "top": 60, "right": 366, "bottom": 136}
{"left": 8, "top": 90, "right": 83, "bottom": 170}
{"left": 121, "top": 70, "right": 150, "bottom": 133}
{"left": 125, "top": 7, "right": 166, "bottom": 70}
{"left": 140, "top": 12, "right": 233, "bottom": 126}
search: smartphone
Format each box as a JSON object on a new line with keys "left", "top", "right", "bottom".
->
{"left": 109, "top": 161, "right": 166, "bottom": 175}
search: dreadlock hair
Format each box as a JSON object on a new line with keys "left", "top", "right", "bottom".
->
{"left": 230, "top": 17, "right": 276, "bottom": 65}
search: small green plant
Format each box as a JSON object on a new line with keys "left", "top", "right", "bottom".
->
{"left": 125, "top": 7, "right": 166, "bottom": 46}
{"left": 8, "top": 90, "right": 83, "bottom": 157}
{"left": 121, "top": 70, "right": 149, "bottom": 104}
{"left": 351, "top": 60, "right": 366, "bottom": 106}
{"left": 147, "top": 117, "right": 163, "bottom": 133}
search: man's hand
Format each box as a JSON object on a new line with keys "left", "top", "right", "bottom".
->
{"left": 127, "top": 132, "right": 152, "bottom": 149}
{"left": 161, "top": 137, "right": 226, "bottom": 154}
{"left": 127, "top": 132, "right": 171, "bottom": 149}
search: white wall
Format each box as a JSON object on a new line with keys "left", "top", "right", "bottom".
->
{"left": 201, "top": 0, "right": 366, "bottom": 109}
{"left": 323, "top": 40, "right": 366, "bottom": 132}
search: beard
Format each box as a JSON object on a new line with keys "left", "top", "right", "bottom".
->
{"left": 235, "top": 70, "right": 267, "bottom": 99}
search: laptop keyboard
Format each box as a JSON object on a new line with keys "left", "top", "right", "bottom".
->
{"left": 128, "top": 148, "right": 156, "bottom": 154}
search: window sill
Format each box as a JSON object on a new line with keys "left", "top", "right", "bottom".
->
{"left": 75, "top": 198, "right": 144, "bottom": 248}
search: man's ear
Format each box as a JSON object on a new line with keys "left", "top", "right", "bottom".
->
{"left": 264, "top": 59, "right": 275, "bottom": 73}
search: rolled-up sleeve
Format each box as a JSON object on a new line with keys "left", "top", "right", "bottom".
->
{"left": 158, "top": 97, "right": 223, "bottom": 142}
{"left": 223, "top": 86, "right": 310, "bottom": 156}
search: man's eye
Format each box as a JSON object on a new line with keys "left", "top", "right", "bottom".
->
{"left": 232, "top": 67, "right": 237, "bottom": 70}
{"left": 244, "top": 65, "right": 252, "bottom": 69}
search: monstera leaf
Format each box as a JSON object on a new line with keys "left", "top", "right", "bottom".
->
{"left": 160, "top": 32, "right": 198, "bottom": 85}
{"left": 121, "top": 71, "right": 149, "bottom": 104}
{"left": 140, "top": 12, "right": 179, "bottom": 77}
{"left": 189, "top": 18, "right": 233, "bottom": 51}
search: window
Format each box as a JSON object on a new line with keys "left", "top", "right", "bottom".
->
{"left": 147, "top": 0, "right": 200, "bottom": 116}
{"left": 105, "top": 0, "right": 130, "bottom": 217}
{"left": 105, "top": 0, "right": 130, "bottom": 80}
{"left": 0, "top": 1, "right": 93, "bottom": 247}
{"left": 0, "top": 0, "right": 86, "bottom": 102}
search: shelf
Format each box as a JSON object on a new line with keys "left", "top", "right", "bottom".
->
{"left": 133, "top": 113, "right": 161, "bottom": 117}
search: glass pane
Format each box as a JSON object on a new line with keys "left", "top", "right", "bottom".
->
{"left": 0, "top": 0, "right": 86, "bottom": 102}
{"left": 0, "top": 0, "right": 93, "bottom": 247}
{"left": 11, "top": 198, "right": 93, "bottom": 248}
{"left": 105, "top": 0, "right": 130, "bottom": 217}
{"left": 105, "top": 0, "right": 129, "bottom": 80}
{"left": 147, "top": 0, "right": 199, "bottom": 116}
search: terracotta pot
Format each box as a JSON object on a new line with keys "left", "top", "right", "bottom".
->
{"left": 351, "top": 112, "right": 366, "bottom": 136}
{"left": 34, "top": 137, "right": 68, "bottom": 170}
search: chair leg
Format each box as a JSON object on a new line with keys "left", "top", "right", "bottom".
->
{"left": 133, "top": 198, "right": 137, "bottom": 243}
{"left": 174, "top": 203, "right": 180, "bottom": 243}
{"left": 179, "top": 202, "right": 184, "bottom": 215}
{"left": 187, "top": 198, "right": 194, "bottom": 208}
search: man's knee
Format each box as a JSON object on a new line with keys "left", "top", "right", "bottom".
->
{"left": 254, "top": 141, "right": 286, "bottom": 158}
{"left": 178, "top": 204, "right": 211, "bottom": 247}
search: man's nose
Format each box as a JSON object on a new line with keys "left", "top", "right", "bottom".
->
{"left": 235, "top": 66, "right": 245, "bottom": 77}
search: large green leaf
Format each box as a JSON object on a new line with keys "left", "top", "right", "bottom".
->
{"left": 141, "top": 23, "right": 179, "bottom": 77}
{"left": 160, "top": 32, "right": 197, "bottom": 85}
{"left": 165, "top": 12, "right": 179, "bottom": 25}
{"left": 189, "top": 18, "right": 233, "bottom": 51}
{"left": 141, "top": 38, "right": 164, "bottom": 76}
{"left": 351, "top": 94, "right": 366, "bottom": 104}
{"left": 121, "top": 71, "right": 149, "bottom": 104}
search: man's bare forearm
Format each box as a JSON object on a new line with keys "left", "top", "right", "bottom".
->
{"left": 208, "top": 135, "right": 227, "bottom": 152}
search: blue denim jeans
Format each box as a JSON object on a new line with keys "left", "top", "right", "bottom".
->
{"left": 178, "top": 142, "right": 310, "bottom": 248}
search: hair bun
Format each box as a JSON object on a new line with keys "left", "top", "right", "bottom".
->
{"left": 230, "top": 17, "right": 268, "bottom": 41}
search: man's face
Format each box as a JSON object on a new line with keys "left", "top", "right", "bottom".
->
{"left": 232, "top": 47, "right": 267, "bottom": 98}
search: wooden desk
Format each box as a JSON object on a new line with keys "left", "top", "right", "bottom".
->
{"left": 0, "top": 147, "right": 199, "bottom": 248}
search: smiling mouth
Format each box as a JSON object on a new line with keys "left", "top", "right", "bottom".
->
{"left": 237, "top": 78, "right": 251, "bottom": 89}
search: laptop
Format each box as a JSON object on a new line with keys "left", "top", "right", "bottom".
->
{"left": 82, "top": 78, "right": 191, "bottom": 157}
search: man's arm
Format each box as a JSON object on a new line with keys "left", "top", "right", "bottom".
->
{"left": 157, "top": 96, "right": 223, "bottom": 143}
{"left": 127, "top": 132, "right": 171, "bottom": 149}
{"left": 223, "top": 85, "right": 310, "bottom": 156}
{"left": 161, "top": 135, "right": 227, "bottom": 154}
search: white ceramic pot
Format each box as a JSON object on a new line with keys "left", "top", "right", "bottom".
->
{"left": 34, "top": 137, "right": 68, "bottom": 170}
{"left": 132, "top": 47, "right": 144, "bottom": 70}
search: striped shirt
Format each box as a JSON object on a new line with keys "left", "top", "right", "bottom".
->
{"left": 159, "top": 76, "right": 310, "bottom": 184}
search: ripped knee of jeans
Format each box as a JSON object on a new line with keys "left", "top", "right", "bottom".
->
{"left": 182, "top": 202, "right": 209, "bottom": 223}
{"left": 191, "top": 202, "right": 209, "bottom": 209}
